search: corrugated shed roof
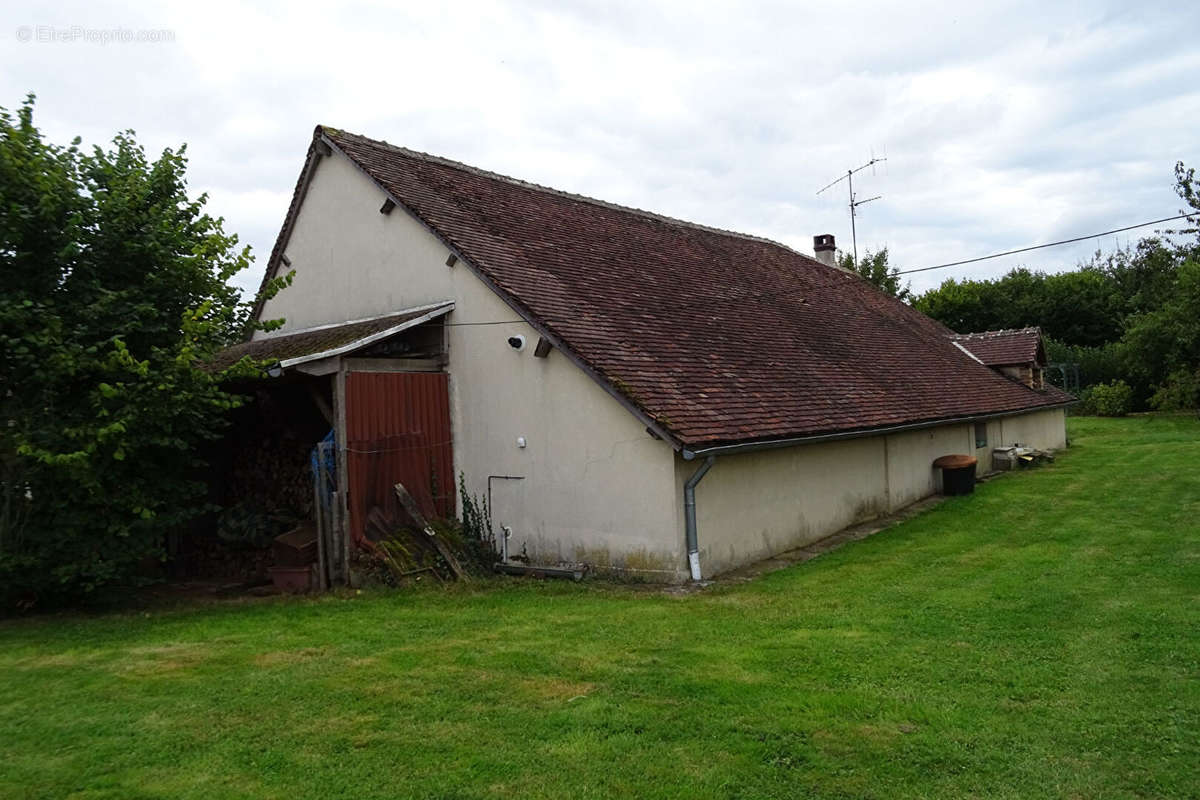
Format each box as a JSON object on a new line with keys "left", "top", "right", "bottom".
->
{"left": 254, "top": 127, "right": 1073, "bottom": 447}
{"left": 211, "top": 303, "right": 452, "bottom": 372}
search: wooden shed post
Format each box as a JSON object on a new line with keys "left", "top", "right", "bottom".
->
{"left": 313, "top": 475, "right": 327, "bottom": 591}
{"left": 334, "top": 359, "right": 351, "bottom": 585}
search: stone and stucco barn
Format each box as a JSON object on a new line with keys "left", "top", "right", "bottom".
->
{"left": 221, "top": 126, "right": 1073, "bottom": 582}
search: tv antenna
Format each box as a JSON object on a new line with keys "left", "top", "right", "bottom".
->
{"left": 816, "top": 154, "right": 887, "bottom": 267}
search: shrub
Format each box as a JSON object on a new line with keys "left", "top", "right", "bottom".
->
{"left": 1079, "top": 381, "right": 1134, "bottom": 417}
{"left": 1149, "top": 368, "right": 1200, "bottom": 413}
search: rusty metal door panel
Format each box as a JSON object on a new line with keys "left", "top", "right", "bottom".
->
{"left": 345, "top": 372, "right": 454, "bottom": 544}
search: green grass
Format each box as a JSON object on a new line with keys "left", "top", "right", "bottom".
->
{"left": 1, "top": 416, "right": 1197, "bottom": 799}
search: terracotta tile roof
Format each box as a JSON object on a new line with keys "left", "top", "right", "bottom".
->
{"left": 1038, "top": 383, "right": 1076, "bottom": 405}
{"left": 211, "top": 303, "right": 452, "bottom": 372}
{"left": 953, "top": 328, "right": 1045, "bottom": 366}
{"left": 259, "top": 127, "right": 1073, "bottom": 448}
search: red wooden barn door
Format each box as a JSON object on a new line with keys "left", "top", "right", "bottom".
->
{"left": 344, "top": 372, "right": 454, "bottom": 545}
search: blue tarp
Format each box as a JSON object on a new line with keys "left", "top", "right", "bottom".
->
{"left": 310, "top": 430, "right": 336, "bottom": 508}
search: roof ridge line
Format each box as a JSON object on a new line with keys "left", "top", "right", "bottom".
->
{"left": 952, "top": 326, "right": 1042, "bottom": 339}
{"left": 319, "top": 126, "right": 850, "bottom": 275}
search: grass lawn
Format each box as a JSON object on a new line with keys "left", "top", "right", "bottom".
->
{"left": 1, "top": 416, "right": 1197, "bottom": 799}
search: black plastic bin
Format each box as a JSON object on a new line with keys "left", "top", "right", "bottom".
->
{"left": 933, "top": 454, "right": 978, "bottom": 496}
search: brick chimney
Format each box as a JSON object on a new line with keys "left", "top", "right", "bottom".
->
{"left": 813, "top": 234, "right": 836, "bottom": 268}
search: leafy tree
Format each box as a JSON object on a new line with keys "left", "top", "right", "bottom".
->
{"left": 1036, "top": 268, "right": 1124, "bottom": 346}
{"left": 1135, "top": 162, "right": 1200, "bottom": 410}
{"left": 911, "top": 161, "right": 1200, "bottom": 410}
{"left": 908, "top": 275, "right": 994, "bottom": 333}
{"left": 911, "top": 266, "right": 1125, "bottom": 347}
{"left": 1122, "top": 258, "right": 1200, "bottom": 411}
{"left": 1171, "top": 161, "right": 1199, "bottom": 240}
{"left": 1097, "top": 238, "right": 1187, "bottom": 317}
{"left": 0, "top": 95, "right": 289, "bottom": 608}
{"left": 837, "top": 247, "right": 910, "bottom": 300}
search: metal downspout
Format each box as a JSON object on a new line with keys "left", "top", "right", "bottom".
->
{"left": 683, "top": 456, "right": 716, "bottom": 581}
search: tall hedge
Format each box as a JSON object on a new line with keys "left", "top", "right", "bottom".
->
{"left": 0, "top": 95, "right": 288, "bottom": 608}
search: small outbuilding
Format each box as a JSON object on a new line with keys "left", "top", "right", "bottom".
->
{"left": 218, "top": 127, "right": 1074, "bottom": 583}
{"left": 953, "top": 327, "right": 1049, "bottom": 389}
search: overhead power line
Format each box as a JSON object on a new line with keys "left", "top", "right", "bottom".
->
{"left": 897, "top": 213, "right": 1193, "bottom": 276}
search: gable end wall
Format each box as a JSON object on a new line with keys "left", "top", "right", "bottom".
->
{"left": 257, "top": 150, "right": 684, "bottom": 578}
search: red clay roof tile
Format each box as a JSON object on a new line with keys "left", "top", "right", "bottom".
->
{"left": 953, "top": 328, "right": 1045, "bottom": 366}
{"left": 261, "top": 128, "right": 1073, "bottom": 447}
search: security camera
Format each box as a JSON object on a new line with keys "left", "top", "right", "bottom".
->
{"left": 507, "top": 335, "right": 526, "bottom": 351}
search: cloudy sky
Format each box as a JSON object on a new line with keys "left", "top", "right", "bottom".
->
{"left": 4, "top": 0, "right": 1197, "bottom": 295}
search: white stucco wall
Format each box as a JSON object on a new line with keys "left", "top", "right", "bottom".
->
{"left": 258, "top": 151, "right": 683, "bottom": 577}
{"left": 256, "top": 154, "right": 456, "bottom": 333}
{"left": 885, "top": 424, "right": 974, "bottom": 509}
{"left": 447, "top": 281, "right": 682, "bottom": 576}
{"left": 993, "top": 408, "right": 1068, "bottom": 452}
{"left": 677, "top": 437, "right": 888, "bottom": 577}
{"left": 970, "top": 408, "right": 1067, "bottom": 473}
{"left": 680, "top": 409, "right": 1067, "bottom": 578}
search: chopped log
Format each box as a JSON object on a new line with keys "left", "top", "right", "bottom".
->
{"left": 394, "top": 482, "right": 468, "bottom": 582}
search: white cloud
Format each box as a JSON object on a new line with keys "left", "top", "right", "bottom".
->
{"left": 2, "top": 0, "right": 1196, "bottom": 296}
